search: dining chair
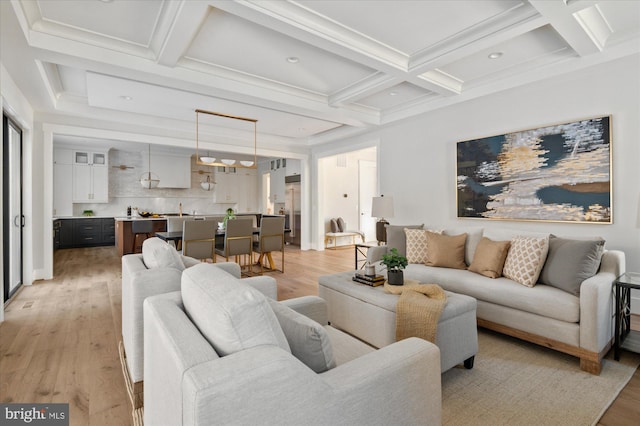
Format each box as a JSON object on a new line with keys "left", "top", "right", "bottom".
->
{"left": 253, "top": 216, "right": 285, "bottom": 274}
{"left": 182, "top": 219, "right": 217, "bottom": 262}
{"left": 167, "top": 216, "right": 193, "bottom": 250}
{"left": 215, "top": 217, "right": 254, "bottom": 275}
{"left": 131, "top": 220, "right": 154, "bottom": 253}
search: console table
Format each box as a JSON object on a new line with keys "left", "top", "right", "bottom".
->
{"left": 614, "top": 272, "right": 640, "bottom": 360}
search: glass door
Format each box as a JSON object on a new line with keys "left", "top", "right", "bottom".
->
{"left": 3, "top": 114, "right": 23, "bottom": 301}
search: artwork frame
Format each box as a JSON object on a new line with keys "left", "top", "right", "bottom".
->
{"left": 456, "top": 116, "right": 612, "bottom": 224}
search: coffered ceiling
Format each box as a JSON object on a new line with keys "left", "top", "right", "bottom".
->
{"left": 1, "top": 0, "right": 639, "bottom": 152}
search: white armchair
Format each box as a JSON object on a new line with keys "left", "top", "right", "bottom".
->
{"left": 121, "top": 237, "right": 277, "bottom": 409}
{"left": 144, "top": 263, "right": 442, "bottom": 425}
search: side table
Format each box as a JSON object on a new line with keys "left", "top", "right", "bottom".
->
{"left": 354, "top": 241, "right": 380, "bottom": 270}
{"left": 614, "top": 272, "right": 640, "bottom": 360}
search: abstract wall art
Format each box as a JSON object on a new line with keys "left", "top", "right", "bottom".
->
{"left": 456, "top": 116, "right": 611, "bottom": 223}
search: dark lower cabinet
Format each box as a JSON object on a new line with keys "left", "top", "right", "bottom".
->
{"left": 56, "top": 218, "right": 115, "bottom": 248}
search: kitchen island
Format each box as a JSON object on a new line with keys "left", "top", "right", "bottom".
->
{"left": 115, "top": 217, "right": 167, "bottom": 256}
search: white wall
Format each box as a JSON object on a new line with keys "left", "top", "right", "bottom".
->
{"left": 382, "top": 54, "right": 639, "bottom": 268}
{"left": 317, "top": 53, "right": 640, "bottom": 307}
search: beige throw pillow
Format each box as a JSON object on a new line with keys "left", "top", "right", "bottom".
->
{"left": 502, "top": 235, "right": 550, "bottom": 287}
{"left": 468, "top": 237, "right": 511, "bottom": 278}
{"left": 425, "top": 231, "right": 467, "bottom": 270}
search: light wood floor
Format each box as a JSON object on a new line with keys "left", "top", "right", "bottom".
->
{"left": 1, "top": 245, "right": 638, "bottom": 425}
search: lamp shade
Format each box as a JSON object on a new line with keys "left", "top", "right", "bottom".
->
{"left": 372, "top": 196, "right": 394, "bottom": 219}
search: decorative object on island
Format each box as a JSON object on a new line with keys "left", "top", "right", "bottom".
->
{"left": 222, "top": 207, "right": 236, "bottom": 228}
{"left": 82, "top": 210, "right": 94, "bottom": 216}
{"left": 140, "top": 143, "right": 160, "bottom": 189}
{"left": 381, "top": 247, "right": 407, "bottom": 285}
{"left": 372, "top": 195, "right": 394, "bottom": 245}
{"left": 456, "top": 115, "right": 611, "bottom": 223}
{"left": 195, "top": 109, "right": 257, "bottom": 169}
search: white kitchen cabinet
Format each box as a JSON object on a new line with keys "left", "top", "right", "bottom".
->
{"left": 54, "top": 148, "right": 73, "bottom": 165}
{"left": 285, "top": 159, "right": 301, "bottom": 176}
{"left": 236, "top": 168, "right": 258, "bottom": 212}
{"left": 72, "top": 150, "right": 109, "bottom": 203}
{"left": 213, "top": 168, "right": 238, "bottom": 203}
{"left": 149, "top": 153, "right": 191, "bottom": 188}
{"left": 270, "top": 166, "right": 286, "bottom": 203}
{"left": 74, "top": 150, "right": 106, "bottom": 166}
{"left": 53, "top": 165, "right": 73, "bottom": 217}
{"left": 54, "top": 149, "right": 74, "bottom": 216}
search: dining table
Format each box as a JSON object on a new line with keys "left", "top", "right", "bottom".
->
{"left": 155, "top": 228, "right": 265, "bottom": 245}
{"left": 155, "top": 228, "right": 290, "bottom": 270}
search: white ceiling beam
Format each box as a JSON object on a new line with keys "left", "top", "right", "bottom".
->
{"left": 405, "top": 6, "right": 546, "bottom": 81}
{"left": 328, "top": 72, "right": 399, "bottom": 107}
{"left": 154, "top": 1, "right": 210, "bottom": 66}
{"left": 528, "top": 0, "right": 603, "bottom": 56}
{"left": 210, "top": 0, "right": 409, "bottom": 74}
{"left": 20, "top": 23, "right": 379, "bottom": 128}
{"left": 34, "top": 60, "right": 62, "bottom": 107}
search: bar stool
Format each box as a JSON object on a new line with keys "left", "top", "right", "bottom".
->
{"left": 132, "top": 220, "right": 154, "bottom": 253}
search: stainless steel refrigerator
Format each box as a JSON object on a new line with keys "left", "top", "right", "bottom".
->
{"left": 285, "top": 175, "right": 301, "bottom": 246}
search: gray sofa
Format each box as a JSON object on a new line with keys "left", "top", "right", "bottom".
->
{"left": 366, "top": 225, "right": 625, "bottom": 374}
{"left": 121, "top": 237, "right": 275, "bottom": 408}
{"left": 144, "top": 263, "right": 442, "bottom": 426}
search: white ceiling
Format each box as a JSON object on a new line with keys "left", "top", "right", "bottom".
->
{"left": 1, "top": 0, "right": 639, "bottom": 154}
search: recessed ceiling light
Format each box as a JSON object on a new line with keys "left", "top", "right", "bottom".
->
{"left": 119, "top": 95, "right": 133, "bottom": 101}
{"left": 389, "top": 91, "right": 398, "bottom": 96}
{"left": 488, "top": 52, "right": 503, "bottom": 60}
{"left": 98, "top": 0, "right": 114, "bottom": 3}
{"left": 286, "top": 57, "right": 299, "bottom": 64}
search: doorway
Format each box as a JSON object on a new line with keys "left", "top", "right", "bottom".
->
{"left": 3, "top": 113, "right": 24, "bottom": 302}
{"left": 318, "top": 147, "right": 377, "bottom": 244}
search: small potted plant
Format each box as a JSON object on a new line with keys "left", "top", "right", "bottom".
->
{"left": 222, "top": 207, "right": 236, "bottom": 228}
{"left": 381, "top": 247, "right": 408, "bottom": 285}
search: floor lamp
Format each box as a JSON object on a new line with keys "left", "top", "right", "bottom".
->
{"left": 372, "top": 196, "right": 394, "bottom": 245}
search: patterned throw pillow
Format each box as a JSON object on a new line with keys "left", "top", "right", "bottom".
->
{"left": 404, "top": 228, "right": 429, "bottom": 264}
{"left": 502, "top": 235, "right": 550, "bottom": 287}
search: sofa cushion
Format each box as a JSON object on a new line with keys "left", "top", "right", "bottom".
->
{"left": 405, "top": 228, "right": 429, "bottom": 264}
{"left": 330, "top": 218, "right": 339, "bottom": 233}
{"left": 142, "top": 237, "right": 185, "bottom": 271}
{"left": 267, "top": 299, "right": 336, "bottom": 373}
{"left": 468, "top": 237, "right": 511, "bottom": 278}
{"left": 425, "top": 231, "right": 467, "bottom": 270}
{"left": 444, "top": 227, "right": 484, "bottom": 266}
{"left": 386, "top": 224, "right": 423, "bottom": 256}
{"left": 503, "top": 235, "right": 550, "bottom": 287}
{"left": 402, "top": 265, "right": 580, "bottom": 323}
{"left": 181, "top": 264, "right": 290, "bottom": 357}
{"left": 337, "top": 217, "right": 346, "bottom": 233}
{"left": 404, "top": 228, "right": 443, "bottom": 264}
{"left": 539, "top": 237, "right": 605, "bottom": 295}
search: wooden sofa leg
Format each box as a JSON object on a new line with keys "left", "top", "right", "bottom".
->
{"left": 580, "top": 358, "right": 602, "bottom": 375}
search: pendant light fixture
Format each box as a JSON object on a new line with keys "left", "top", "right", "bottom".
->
{"left": 200, "top": 175, "right": 215, "bottom": 191}
{"left": 195, "top": 109, "right": 257, "bottom": 169}
{"left": 140, "top": 144, "right": 160, "bottom": 189}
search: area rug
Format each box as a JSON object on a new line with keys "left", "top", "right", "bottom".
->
{"left": 442, "top": 330, "right": 640, "bottom": 426}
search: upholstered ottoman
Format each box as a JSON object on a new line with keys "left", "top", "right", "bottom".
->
{"left": 318, "top": 270, "right": 478, "bottom": 372}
